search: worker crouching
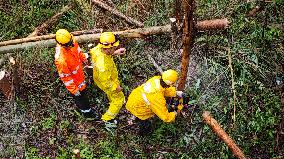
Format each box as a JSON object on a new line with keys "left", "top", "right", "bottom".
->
{"left": 54, "top": 29, "right": 99, "bottom": 119}
{"left": 125, "top": 69, "right": 183, "bottom": 135}
{"left": 90, "top": 32, "right": 126, "bottom": 124}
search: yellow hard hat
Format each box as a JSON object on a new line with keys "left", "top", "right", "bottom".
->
{"left": 162, "top": 69, "right": 179, "bottom": 85}
{"left": 56, "top": 29, "right": 73, "bottom": 46}
{"left": 99, "top": 32, "right": 119, "bottom": 48}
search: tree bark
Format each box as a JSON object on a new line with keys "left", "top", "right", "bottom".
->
{"left": 0, "top": 71, "right": 12, "bottom": 99}
{"left": 203, "top": 111, "right": 247, "bottom": 159}
{"left": 174, "top": 0, "right": 182, "bottom": 26}
{"left": 27, "top": 3, "right": 74, "bottom": 37}
{"left": 92, "top": 0, "right": 144, "bottom": 27}
{"left": 177, "top": 0, "right": 194, "bottom": 91}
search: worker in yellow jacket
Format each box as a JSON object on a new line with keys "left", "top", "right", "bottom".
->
{"left": 90, "top": 32, "right": 125, "bottom": 123}
{"left": 125, "top": 69, "right": 183, "bottom": 135}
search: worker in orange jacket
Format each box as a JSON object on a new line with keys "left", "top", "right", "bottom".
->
{"left": 54, "top": 29, "right": 98, "bottom": 118}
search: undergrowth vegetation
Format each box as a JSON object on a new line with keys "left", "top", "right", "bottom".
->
{"left": 0, "top": 0, "right": 283, "bottom": 158}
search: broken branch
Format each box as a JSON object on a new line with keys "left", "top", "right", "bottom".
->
{"left": 92, "top": 0, "right": 144, "bottom": 27}
{"left": 28, "top": 3, "right": 74, "bottom": 37}
{"left": 203, "top": 111, "right": 247, "bottom": 159}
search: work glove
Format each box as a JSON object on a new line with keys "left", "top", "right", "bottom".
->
{"left": 74, "top": 91, "right": 81, "bottom": 96}
{"left": 176, "top": 91, "right": 183, "bottom": 97}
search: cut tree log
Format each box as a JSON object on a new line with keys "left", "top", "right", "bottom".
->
{"left": 177, "top": 0, "right": 194, "bottom": 91}
{"left": 196, "top": 18, "right": 229, "bottom": 31}
{"left": 92, "top": 0, "right": 144, "bottom": 27}
{"left": 27, "top": 3, "right": 74, "bottom": 37}
{"left": 203, "top": 111, "right": 247, "bottom": 159}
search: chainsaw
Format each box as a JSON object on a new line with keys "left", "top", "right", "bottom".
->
{"left": 167, "top": 93, "right": 191, "bottom": 113}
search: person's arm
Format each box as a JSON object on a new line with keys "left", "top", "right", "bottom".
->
{"left": 148, "top": 92, "right": 176, "bottom": 122}
{"left": 55, "top": 60, "right": 79, "bottom": 95}
{"left": 76, "top": 42, "right": 88, "bottom": 63}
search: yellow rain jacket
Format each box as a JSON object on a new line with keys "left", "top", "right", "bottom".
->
{"left": 126, "top": 76, "right": 177, "bottom": 122}
{"left": 90, "top": 44, "right": 125, "bottom": 121}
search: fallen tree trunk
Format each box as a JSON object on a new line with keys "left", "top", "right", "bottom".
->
{"left": 0, "top": 18, "right": 228, "bottom": 48}
{"left": 0, "top": 25, "right": 170, "bottom": 53}
{"left": 92, "top": 0, "right": 144, "bottom": 27}
{"left": 27, "top": 3, "right": 74, "bottom": 37}
{"left": 203, "top": 111, "right": 247, "bottom": 159}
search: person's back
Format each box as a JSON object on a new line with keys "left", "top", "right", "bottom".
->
{"left": 126, "top": 70, "right": 183, "bottom": 123}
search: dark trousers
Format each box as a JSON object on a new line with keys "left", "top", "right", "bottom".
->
{"left": 137, "top": 118, "right": 153, "bottom": 136}
{"left": 71, "top": 89, "right": 91, "bottom": 111}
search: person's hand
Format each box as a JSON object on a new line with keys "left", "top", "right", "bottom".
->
{"left": 115, "top": 85, "right": 122, "bottom": 92}
{"left": 176, "top": 91, "right": 183, "bottom": 97}
{"left": 113, "top": 48, "right": 126, "bottom": 55}
{"left": 74, "top": 91, "right": 81, "bottom": 96}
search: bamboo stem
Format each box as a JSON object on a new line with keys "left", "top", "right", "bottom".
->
{"left": 203, "top": 111, "right": 247, "bottom": 159}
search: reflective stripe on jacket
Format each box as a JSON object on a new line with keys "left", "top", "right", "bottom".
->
{"left": 54, "top": 39, "right": 87, "bottom": 94}
{"left": 126, "top": 76, "right": 177, "bottom": 122}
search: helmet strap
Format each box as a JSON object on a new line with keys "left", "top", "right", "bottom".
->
{"left": 160, "top": 78, "right": 170, "bottom": 88}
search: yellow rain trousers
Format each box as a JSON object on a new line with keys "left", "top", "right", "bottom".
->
{"left": 126, "top": 76, "right": 177, "bottom": 122}
{"left": 90, "top": 44, "right": 125, "bottom": 121}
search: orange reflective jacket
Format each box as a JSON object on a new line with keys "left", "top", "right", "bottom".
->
{"left": 54, "top": 40, "right": 87, "bottom": 94}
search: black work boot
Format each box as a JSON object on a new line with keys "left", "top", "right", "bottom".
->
{"left": 81, "top": 108, "right": 100, "bottom": 120}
